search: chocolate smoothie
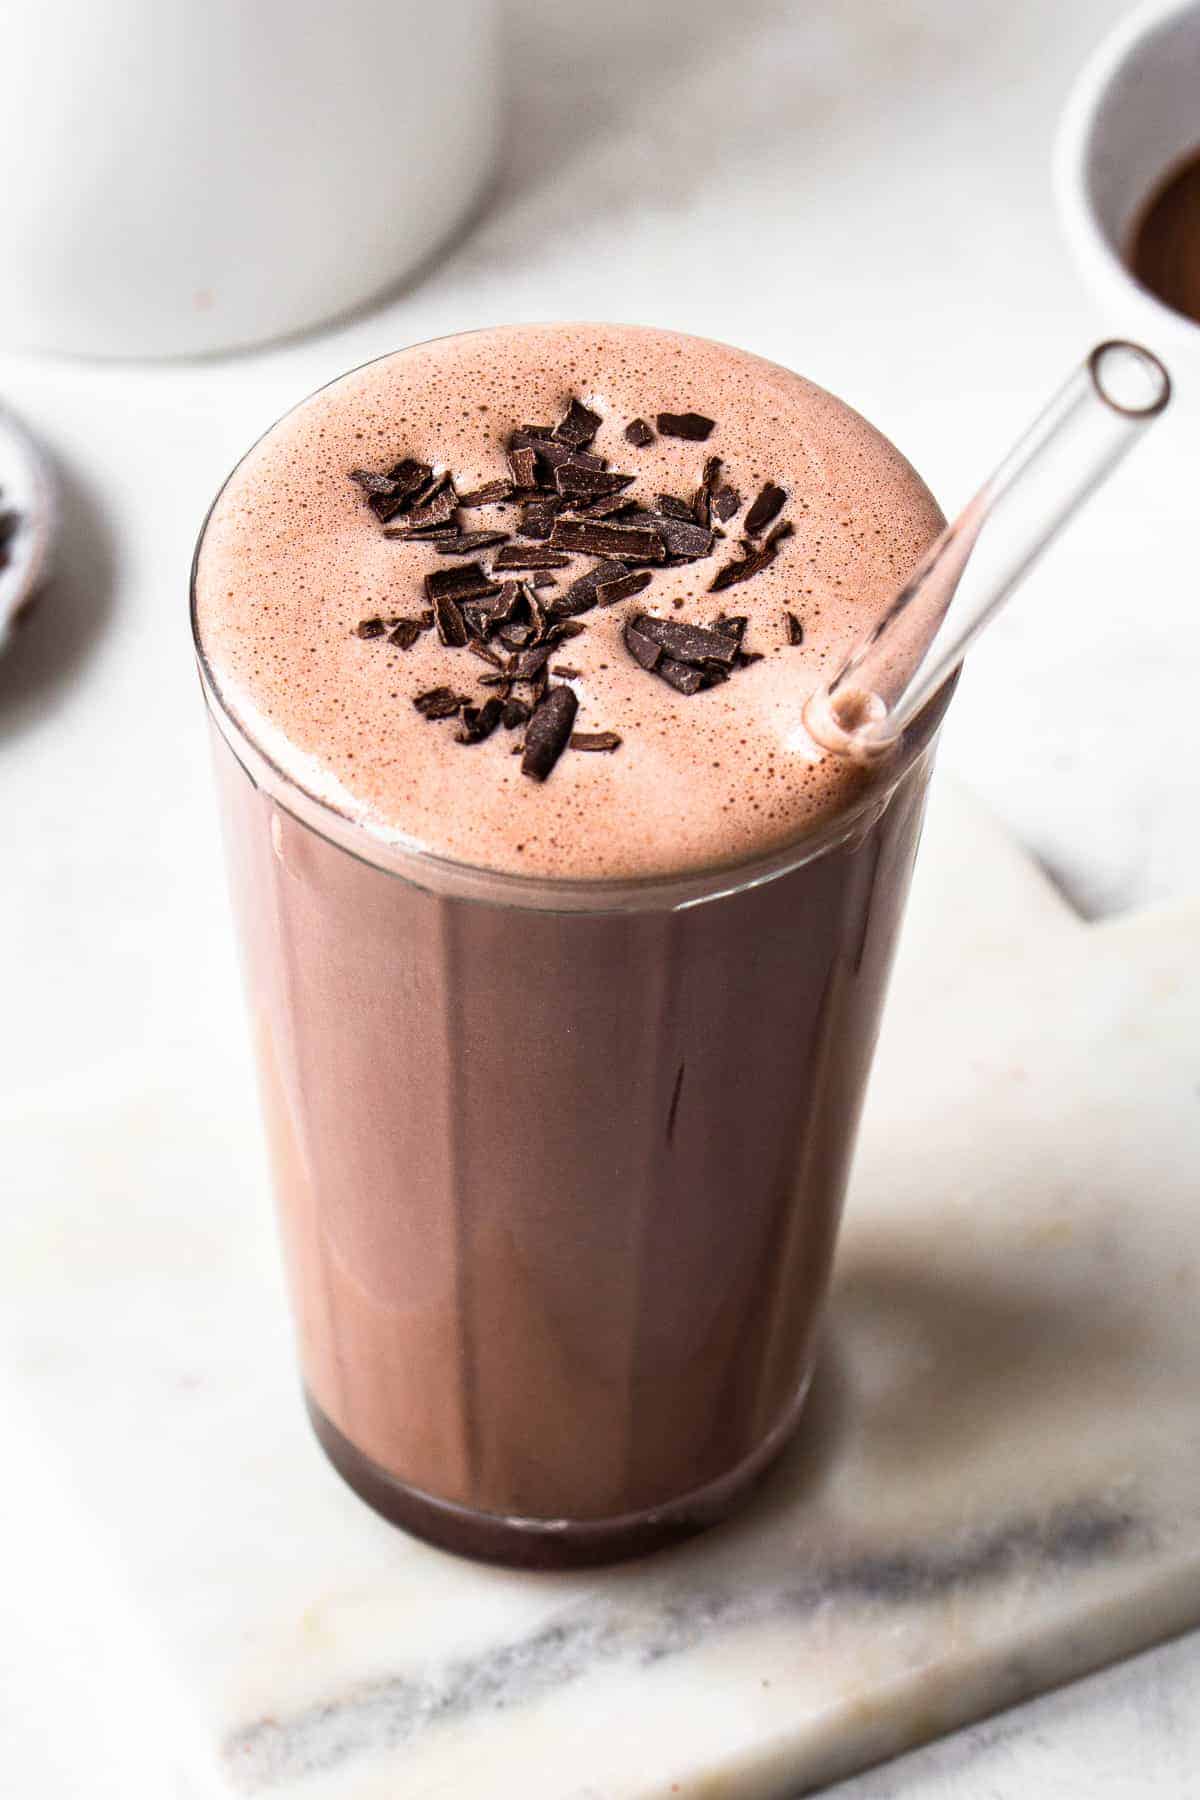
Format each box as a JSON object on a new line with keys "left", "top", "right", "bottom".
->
{"left": 193, "top": 324, "right": 945, "bottom": 1565}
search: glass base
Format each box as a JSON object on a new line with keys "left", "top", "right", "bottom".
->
{"left": 306, "top": 1379, "right": 812, "bottom": 1569}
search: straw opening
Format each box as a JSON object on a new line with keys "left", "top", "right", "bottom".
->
{"left": 1088, "top": 340, "right": 1171, "bottom": 418}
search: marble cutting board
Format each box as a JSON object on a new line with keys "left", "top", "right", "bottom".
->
{"left": 2, "top": 780, "right": 1198, "bottom": 1800}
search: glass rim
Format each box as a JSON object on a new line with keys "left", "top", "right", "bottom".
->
{"left": 191, "top": 329, "right": 946, "bottom": 916}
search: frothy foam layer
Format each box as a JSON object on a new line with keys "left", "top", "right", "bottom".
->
{"left": 194, "top": 324, "right": 942, "bottom": 879}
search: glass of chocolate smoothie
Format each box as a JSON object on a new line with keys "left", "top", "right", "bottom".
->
{"left": 191, "top": 324, "right": 950, "bottom": 1567}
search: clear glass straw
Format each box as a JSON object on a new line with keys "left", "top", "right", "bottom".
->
{"left": 803, "top": 341, "right": 1171, "bottom": 763}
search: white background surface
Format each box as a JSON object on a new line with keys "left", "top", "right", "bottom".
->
{"left": 2, "top": 0, "right": 1198, "bottom": 1793}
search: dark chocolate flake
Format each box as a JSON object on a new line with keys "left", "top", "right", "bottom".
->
{"left": 744, "top": 482, "right": 787, "bottom": 537}
{"left": 637, "top": 512, "right": 714, "bottom": 560}
{"left": 518, "top": 498, "right": 562, "bottom": 540}
{"left": 425, "top": 563, "right": 501, "bottom": 605}
{"left": 656, "top": 411, "right": 716, "bottom": 441}
{"left": 510, "top": 643, "right": 554, "bottom": 680}
{"left": 571, "top": 493, "right": 640, "bottom": 520}
{"left": 550, "top": 519, "right": 666, "bottom": 563}
{"left": 553, "top": 398, "right": 603, "bottom": 450}
{"left": 507, "top": 445, "right": 539, "bottom": 490}
{"left": 707, "top": 521, "right": 790, "bottom": 593}
{"left": 367, "top": 457, "right": 433, "bottom": 519}
{"left": 458, "top": 480, "right": 514, "bottom": 507}
{"left": 629, "top": 614, "right": 739, "bottom": 668}
{"left": 656, "top": 494, "right": 696, "bottom": 520}
{"left": 502, "top": 698, "right": 530, "bottom": 729}
{"left": 713, "top": 485, "right": 740, "bottom": 523}
{"left": 785, "top": 611, "right": 804, "bottom": 645}
{"left": 433, "top": 594, "right": 470, "bottom": 648}
{"left": 456, "top": 698, "right": 505, "bottom": 745}
{"left": 349, "top": 470, "right": 398, "bottom": 496}
{"left": 521, "top": 685, "right": 578, "bottom": 782}
{"left": 413, "top": 686, "right": 467, "bottom": 720}
{"left": 549, "top": 559, "right": 627, "bottom": 618}
{"left": 624, "top": 417, "right": 655, "bottom": 447}
{"left": 355, "top": 617, "right": 386, "bottom": 639}
{"left": 714, "top": 613, "right": 748, "bottom": 642}
{"left": 387, "top": 618, "right": 424, "bottom": 650}
{"left": 595, "top": 569, "right": 652, "bottom": 607}
{"left": 657, "top": 658, "right": 706, "bottom": 695}
{"left": 383, "top": 522, "right": 458, "bottom": 541}
{"left": 570, "top": 731, "right": 622, "bottom": 753}
{"left": 493, "top": 545, "right": 572, "bottom": 571}
{"left": 404, "top": 498, "right": 460, "bottom": 534}
{"left": 434, "top": 530, "right": 509, "bottom": 555}
{"left": 553, "top": 463, "right": 634, "bottom": 500}
{"left": 623, "top": 619, "right": 662, "bottom": 671}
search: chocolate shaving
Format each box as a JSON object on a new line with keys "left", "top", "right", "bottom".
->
{"left": 433, "top": 594, "right": 470, "bottom": 647}
{"left": 624, "top": 417, "right": 654, "bottom": 447}
{"left": 551, "top": 664, "right": 580, "bottom": 678}
{"left": 383, "top": 522, "right": 458, "bottom": 541}
{"left": 553, "top": 398, "right": 603, "bottom": 450}
{"left": 693, "top": 457, "right": 722, "bottom": 528}
{"left": 521, "top": 685, "right": 578, "bottom": 782}
{"left": 785, "top": 611, "right": 804, "bottom": 645}
{"left": 458, "top": 479, "right": 515, "bottom": 507}
{"left": 554, "top": 463, "right": 634, "bottom": 500}
{"left": 434, "top": 531, "right": 509, "bottom": 555}
{"left": 425, "top": 563, "right": 501, "bottom": 605}
{"left": 510, "top": 432, "right": 604, "bottom": 480}
{"left": 467, "top": 640, "right": 505, "bottom": 668}
{"left": 495, "top": 622, "right": 533, "bottom": 650}
{"left": 628, "top": 614, "right": 738, "bottom": 668}
{"left": 744, "top": 482, "right": 787, "bottom": 537}
{"left": 507, "top": 445, "right": 539, "bottom": 490}
{"left": 623, "top": 619, "right": 662, "bottom": 671}
{"left": 549, "top": 519, "right": 666, "bottom": 562}
{"left": 413, "top": 686, "right": 467, "bottom": 720}
{"left": 656, "top": 495, "right": 695, "bottom": 520}
{"left": 656, "top": 411, "right": 716, "bottom": 441}
{"left": 714, "top": 614, "right": 748, "bottom": 642}
{"left": 366, "top": 458, "right": 433, "bottom": 519}
{"left": 405, "top": 493, "right": 458, "bottom": 533}
{"left": 387, "top": 618, "right": 424, "bottom": 650}
{"left": 518, "top": 498, "right": 562, "bottom": 540}
{"left": 510, "top": 643, "right": 553, "bottom": 680}
{"left": 493, "top": 545, "right": 572, "bottom": 570}
{"left": 456, "top": 697, "right": 505, "bottom": 744}
{"left": 657, "top": 658, "right": 706, "bottom": 694}
{"left": 708, "top": 521, "right": 791, "bottom": 593}
{"left": 571, "top": 493, "right": 640, "bottom": 520}
{"left": 548, "top": 559, "right": 628, "bottom": 618}
{"left": 570, "top": 731, "right": 622, "bottom": 753}
{"left": 595, "top": 569, "right": 651, "bottom": 607}
{"left": 502, "top": 699, "right": 530, "bottom": 729}
{"left": 355, "top": 617, "right": 386, "bottom": 639}
{"left": 712, "top": 485, "right": 740, "bottom": 522}
{"left": 634, "top": 512, "right": 713, "bottom": 560}
{"left": 349, "top": 470, "right": 399, "bottom": 496}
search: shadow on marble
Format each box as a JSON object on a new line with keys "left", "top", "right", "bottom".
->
{"left": 0, "top": 445, "right": 116, "bottom": 741}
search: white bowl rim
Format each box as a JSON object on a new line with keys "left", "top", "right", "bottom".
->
{"left": 1053, "top": 0, "right": 1200, "bottom": 345}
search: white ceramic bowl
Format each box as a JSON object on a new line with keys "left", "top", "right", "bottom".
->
{"left": 1055, "top": 0, "right": 1200, "bottom": 392}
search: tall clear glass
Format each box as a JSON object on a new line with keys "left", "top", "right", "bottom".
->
{"left": 194, "top": 600, "right": 947, "bottom": 1566}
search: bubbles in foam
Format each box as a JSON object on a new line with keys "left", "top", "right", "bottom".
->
{"left": 194, "top": 324, "right": 943, "bottom": 880}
